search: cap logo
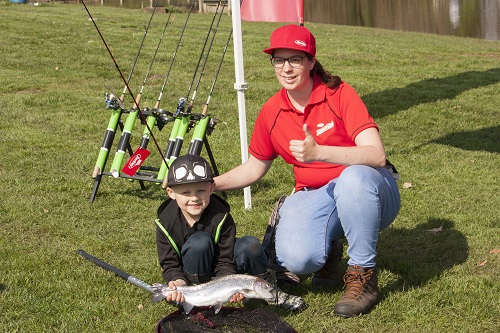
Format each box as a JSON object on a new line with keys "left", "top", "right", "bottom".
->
{"left": 295, "top": 40, "right": 307, "bottom": 47}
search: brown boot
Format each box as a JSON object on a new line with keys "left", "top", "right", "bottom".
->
{"left": 333, "top": 265, "right": 379, "bottom": 317}
{"left": 312, "top": 240, "right": 343, "bottom": 289}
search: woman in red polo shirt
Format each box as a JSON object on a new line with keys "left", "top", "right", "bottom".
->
{"left": 214, "top": 24, "right": 400, "bottom": 318}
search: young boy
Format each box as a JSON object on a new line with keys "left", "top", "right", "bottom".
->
{"left": 155, "top": 154, "right": 305, "bottom": 311}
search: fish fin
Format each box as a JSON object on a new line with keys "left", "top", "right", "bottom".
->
{"left": 182, "top": 302, "right": 195, "bottom": 314}
{"left": 214, "top": 302, "right": 222, "bottom": 314}
{"left": 152, "top": 293, "right": 167, "bottom": 303}
{"left": 151, "top": 283, "right": 167, "bottom": 303}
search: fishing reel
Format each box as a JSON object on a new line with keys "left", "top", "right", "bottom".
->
{"left": 206, "top": 116, "right": 218, "bottom": 135}
{"left": 175, "top": 97, "right": 187, "bottom": 116}
{"left": 104, "top": 92, "right": 124, "bottom": 110}
{"left": 189, "top": 113, "right": 219, "bottom": 135}
{"left": 148, "top": 108, "right": 175, "bottom": 131}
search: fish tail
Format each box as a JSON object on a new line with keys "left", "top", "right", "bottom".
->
{"left": 151, "top": 283, "right": 168, "bottom": 303}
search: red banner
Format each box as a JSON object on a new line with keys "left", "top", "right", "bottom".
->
{"left": 240, "top": 0, "right": 304, "bottom": 24}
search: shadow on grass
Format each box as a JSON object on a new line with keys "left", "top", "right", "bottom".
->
{"left": 429, "top": 125, "right": 500, "bottom": 154}
{"left": 362, "top": 68, "right": 500, "bottom": 118}
{"left": 377, "top": 217, "right": 468, "bottom": 294}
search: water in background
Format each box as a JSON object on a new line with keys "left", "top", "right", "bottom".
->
{"left": 85, "top": 0, "right": 500, "bottom": 40}
{"left": 305, "top": 0, "right": 500, "bottom": 41}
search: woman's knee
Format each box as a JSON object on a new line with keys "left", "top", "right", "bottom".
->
{"left": 335, "top": 165, "right": 383, "bottom": 197}
{"left": 339, "top": 165, "right": 375, "bottom": 183}
{"left": 277, "top": 245, "right": 322, "bottom": 275}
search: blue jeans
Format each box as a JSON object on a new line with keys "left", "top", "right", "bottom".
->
{"left": 275, "top": 165, "right": 400, "bottom": 273}
{"left": 182, "top": 232, "right": 268, "bottom": 276}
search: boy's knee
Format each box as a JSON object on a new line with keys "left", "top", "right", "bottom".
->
{"left": 236, "top": 236, "right": 262, "bottom": 257}
{"left": 184, "top": 231, "right": 213, "bottom": 254}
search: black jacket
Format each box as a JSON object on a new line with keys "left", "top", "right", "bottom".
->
{"left": 155, "top": 194, "right": 237, "bottom": 284}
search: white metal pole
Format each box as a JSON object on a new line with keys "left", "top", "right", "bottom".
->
{"left": 230, "top": 0, "right": 252, "bottom": 210}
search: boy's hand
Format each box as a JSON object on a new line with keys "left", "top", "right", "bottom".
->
{"left": 165, "top": 279, "right": 187, "bottom": 303}
{"left": 229, "top": 292, "right": 245, "bottom": 303}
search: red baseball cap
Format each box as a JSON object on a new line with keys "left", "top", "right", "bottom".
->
{"left": 263, "top": 24, "right": 316, "bottom": 57}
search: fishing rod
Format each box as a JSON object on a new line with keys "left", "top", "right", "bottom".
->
{"left": 78, "top": 250, "right": 154, "bottom": 294}
{"left": 119, "top": 0, "right": 161, "bottom": 102}
{"left": 159, "top": 1, "right": 228, "bottom": 189}
{"left": 188, "top": 28, "right": 233, "bottom": 156}
{"left": 81, "top": 0, "right": 169, "bottom": 180}
{"left": 109, "top": 0, "right": 182, "bottom": 177}
{"left": 153, "top": 0, "right": 197, "bottom": 183}
{"left": 184, "top": 0, "right": 227, "bottom": 114}
{"left": 92, "top": 0, "right": 161, "bottom": 179}
{"left": 156, "top": 0, "right": 226, "bottom": 183}
{"left": 178, "top": 27, "right": 233, "bottom": 194}
{"left": 160, "top": 7, "right": 228, "bottom": 189}
{"left": 136, "top": 0, "right": 194, "bottom": 160}
{"left": 156, "top": 98, "right": 185, "bottom": 180}
{"left": 155, "top": 0, "right": 196, "bottom": 112}
{"left": 167, "top": 0, "right": 227, "bottom": 158}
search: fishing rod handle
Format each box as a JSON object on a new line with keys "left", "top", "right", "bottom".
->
{"left": 78, "top": 250, "right": 154, "bottom": 294}
{"left": 78, "top": 249, "right": 130, "bottom": 281}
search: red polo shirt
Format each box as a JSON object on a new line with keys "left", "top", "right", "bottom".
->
{"left": 249, "top": 75, "right": 378, "bottom": 191}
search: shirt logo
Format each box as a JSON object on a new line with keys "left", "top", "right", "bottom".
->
{"left": 316, "top": 121, "right": 334, "bottom": 136}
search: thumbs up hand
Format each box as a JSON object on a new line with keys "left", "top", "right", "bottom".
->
{"left": 289, "top": 124, "right": 319, "bottom": 163}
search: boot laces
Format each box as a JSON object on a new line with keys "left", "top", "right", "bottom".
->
{"left": 342, "top": 269, "right": 373, "bottom": 300}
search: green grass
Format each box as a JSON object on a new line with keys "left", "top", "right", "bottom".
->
{"left": 1, "top": 2, "right": 499, "bottom": 332}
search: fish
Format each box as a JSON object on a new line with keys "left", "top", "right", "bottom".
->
{"left": 151, "top": 274, "right": 276, "bottom": 314}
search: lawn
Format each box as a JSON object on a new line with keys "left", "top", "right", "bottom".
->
{"left": 0, "top": 2, "right": 498, "bottom": 332}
